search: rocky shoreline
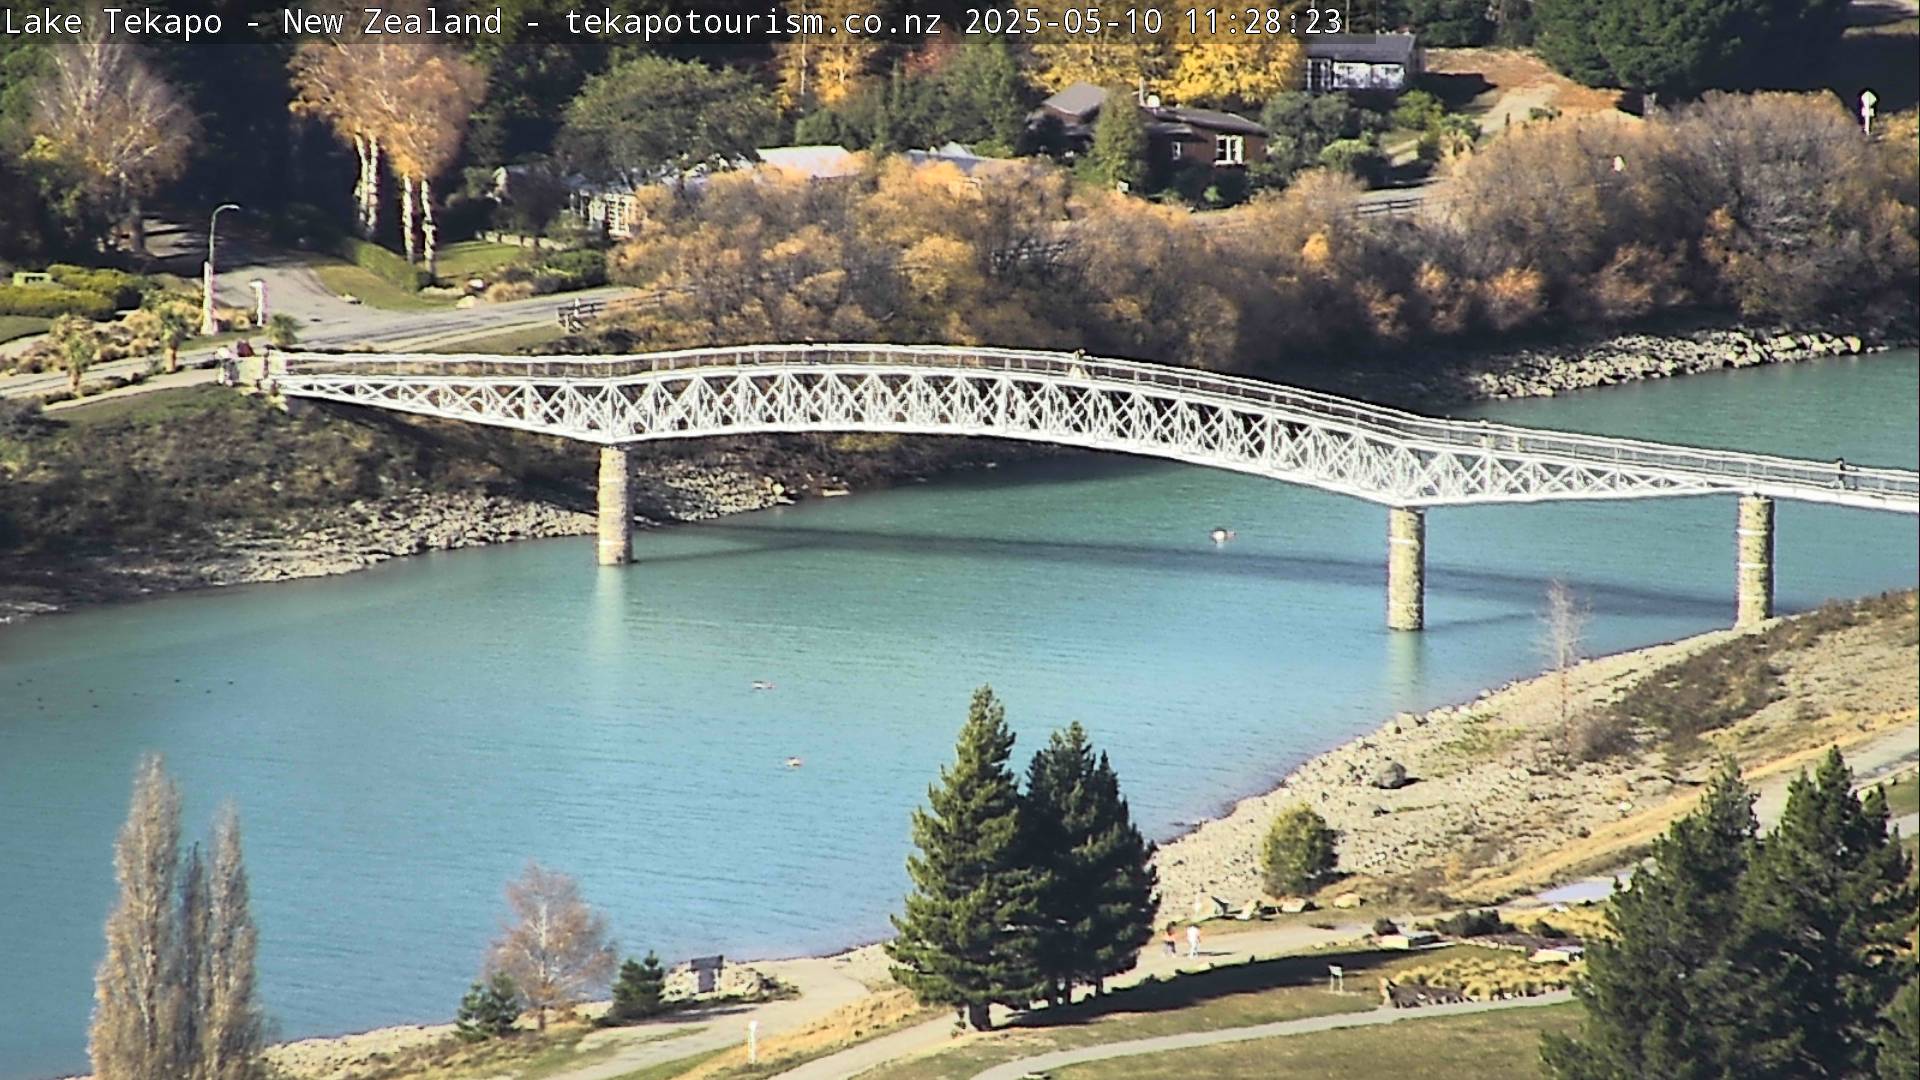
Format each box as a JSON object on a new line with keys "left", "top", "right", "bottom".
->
{"left": 1450, "top": 323, "right": 1908, "bottom": 402}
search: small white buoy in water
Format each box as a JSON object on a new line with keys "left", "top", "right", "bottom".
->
{"left": 784, "top": 757, "right": 804, "bottom": 768}
{"left": 751, "top": 680, "right": 776, "bottom": 691}
{"left": 1209, "top": 528, "right": 1236, "bottom": 545}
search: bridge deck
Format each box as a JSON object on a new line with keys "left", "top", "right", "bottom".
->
{"left": 265, "top": 345, "right": 1919, "bottom": 514}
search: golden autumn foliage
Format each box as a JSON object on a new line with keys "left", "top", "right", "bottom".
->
{"left": 1166, "top": 36, "right": 1304, "bottom": 110}
{"left": 579, "top": 92, "right": 1916, "bottom": 377}
{"left": 1028, "top": 30, "right": 1171, "bottom": 93}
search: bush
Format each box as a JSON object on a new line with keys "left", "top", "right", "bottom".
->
{"left": 1432, "top": 909, "right": 1510, "bottom": 938}
{"left": 604, "top": 953, "right": 666, "bottom": 1024}
{"left": 46, "top": 265, "right": 144, "bottom": 308}
{"left": 1373, "top": 917, "right": 1401, "bottom": 936}
{"left": 334, "top": 238, "right": 430, "bottom": 291}
{"left": 454, "top": 973, "right": 521, "bottom": 1042}
{"left": 0, "top": 398, "right": 47, "bottom": 437}
{"left": 1261, "top": 805, "right": 1339, "bottom": 896}
{"left": 1317, "top": 138, "right": 1388, "bottom": 185}
{"left": 536, "top": 249, "right": 607, "bottom": 291}
{"left": 0, "top": 286, "right": 114, "bottom": 320}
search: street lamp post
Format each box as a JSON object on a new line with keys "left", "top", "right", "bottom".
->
{"left": 201, "top": 203, "right": 241, "bottom": 336}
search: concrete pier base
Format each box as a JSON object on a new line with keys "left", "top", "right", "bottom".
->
{"left": 597, "top": 446, "right": 633, "bottom": 566}
{"left": 1735, "top": 494, "right": 1775, "bottom": 627}
{"left": 1387, "top": 506, "right": 1425, "bottom": 632}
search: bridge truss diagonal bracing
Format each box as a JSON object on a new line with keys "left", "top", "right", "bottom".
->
{"left": 264, "top": 344, "right": 1919, "bottom": 514}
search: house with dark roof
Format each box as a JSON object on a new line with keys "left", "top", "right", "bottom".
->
{"left": 1305, "top": 33, "right": 1422, "bottom": 94}
{"left": 1028, "top": 83, "right": 1270, "bottom": 173}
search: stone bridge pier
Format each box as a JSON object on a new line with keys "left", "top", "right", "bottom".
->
{"left": 1736, "top": 494, "right": 1775, "bottom": 627}
{"left": 1387, "top": 506, "right": 1425, "bottom": 632}
{"left": 597, "top": 446, "right": 632, "bottom": 566}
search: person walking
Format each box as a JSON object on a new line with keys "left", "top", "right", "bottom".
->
{"left": 1185, "top": 923, "right": 1201, "bottom": 958}
{"left": 1162, "top": 922, "right": 1178, "bottom": 956}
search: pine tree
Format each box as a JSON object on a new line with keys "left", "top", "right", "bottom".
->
{"left": 1542, "top": 757, "right": 1757, "bottom": 1080}
{"left": 1023, "top": 723, "right": 1157, "bottom": 1002}
{"left": 1260, "top": 805, "right": 1337, "bottom": 896}
{"left": 199, "top": 806, "right": 265, "bottom": 1080}
{"left": 1087, "top": 89, "right": 1147, "bottom": 192}
{"left": 455, "top": 974, "right": 522, "bottom": 1042}
{"left": 887, "top": 686, "right": 1045, "bottom": 1030}
{"left": 1879, "top": 974, "right": 1920, "bottom": 1080}
{"left": 1728, "top": 748, "right": 1915, "bottom": 1080}
{"left": 91, "top": 753, "right": 189, "bottom": 1080}
{"left": 608, "top": 952, "right": 667, "bottom": 1024}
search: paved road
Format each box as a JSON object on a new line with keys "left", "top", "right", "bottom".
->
{"left": 0, "top": 272, "right": 635, "bottom": 400}
{"left": 971, "top": 991, "right": 1575, "bottom": 1080}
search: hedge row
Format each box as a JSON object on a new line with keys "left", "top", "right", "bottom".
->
{"left": 46, "top": 265, "right": 144, "bottom": 308}
{"left": 335, "top": 238, "right": 431, "bottom": 291}
{"left": 536, "top": 249, "right": 608, "bottom": 291}
{"left": 0, "top": 285, "right": 114, "bottom": 320}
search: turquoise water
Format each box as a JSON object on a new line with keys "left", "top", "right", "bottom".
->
{"left": 2, "top": 351, "right": 1915, "bottom": 1079}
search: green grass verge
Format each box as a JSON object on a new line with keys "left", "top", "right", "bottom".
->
{"left": 862, "top": 949, "right": 1447, "bottom": 1080}
{"left": 435, "top": 240, "right": 532, "bottom": 282}
{"left": 308, "top": 258, "right": 453, "bottom": 312}
{"left": 0, "top": 314, "right": 51, "bottom": 344}
{"left": 1881, "top": 772, "right": 1919, "bottom": 819}
{"left": 1051, "top": 1001, "right": 1582, "bottom": 1079}
{"left": 423, "top": 323, "right": 570, "bottom": 355}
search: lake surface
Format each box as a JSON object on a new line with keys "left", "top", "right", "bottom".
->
{"left": 2, "top": 350, "right": 1915, "bottom": 1079}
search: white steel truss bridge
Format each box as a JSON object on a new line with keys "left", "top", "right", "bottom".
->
{"left": 259, "top": 344, "right": 1919, "bottom": 630}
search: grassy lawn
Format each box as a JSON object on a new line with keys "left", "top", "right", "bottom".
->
{"left": 424, "top": 323, "right": 570, "bottom": 355}
{"left": 0, "top": 314, "right": 51, "bottom": 344}
{"left": 1052, "top": 1001, "right": 1583, "bottom": 1080}
{"left": 862, "top": 948, "right": 1465, "bottom": 1080}
{"left": 1879, "top": 771, "right": 1918, "bottom": 819}
{"left": 307, "top": 258, "right": 453, "bottom": 312}
{"left": 434, "top": 240, "right": 532, "bottom": 282}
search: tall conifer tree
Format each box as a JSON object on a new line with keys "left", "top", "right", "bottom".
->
{"left": 1731, "top": 749, "right": 1915, "bottom": 1079}
{"left": 1543, "top": 758, "right": 1756, "bottom": 1080}
{"left": 888, "top": 687, "right": 1045, "bottom": 1030}
{"left": 1023, "top": 723, "right": 1157, "bottom": 1002}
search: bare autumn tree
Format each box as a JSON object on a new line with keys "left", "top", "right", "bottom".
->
{"left": 197, "top": 805, "right": 265, "bottom": 1080}
{"left": 383, "top": 50, "right": 486, "bottom": 277}
{"left": 90, "top": 754, "right": 188, "bottom": 1080}
{"left": 90, "top": 758, "right": 265, "bottom": 1080}
{"left": 27, "top": 42, "right": 195, "bottom": 253}
{"left": 487, "top": 862, "right": 616, "bottom": 1030}
{"left": 290, "top": 28, "right": 386, "bottom": 238}
{"left": 1539, "top": 578, "right": 1589, "bottom": 727}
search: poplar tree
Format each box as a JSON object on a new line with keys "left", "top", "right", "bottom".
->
{"left": 1542, "top": 758, "right": 1757, "bottom": 1080}
{"left": 91, "top": 754, "right": 188, "bottom": 1080}
{"left": 1023, "top": 723, "right": 1157, "bottom": 1002}
{"left": 888, "top": 686, "right": 1045, "bottom": 1030}
{"left": 1730, "top": 749, "right": 1915, "bottom": 1080}
{"left": 199, "top": 806, "right": 265, "bottom": 1080}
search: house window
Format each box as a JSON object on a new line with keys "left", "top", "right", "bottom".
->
{"left": 1215, "top": 134, "right": 1245, "bottom": 166}
{"left": 1169, "top": 140, "right": 1185, "bottom": 162}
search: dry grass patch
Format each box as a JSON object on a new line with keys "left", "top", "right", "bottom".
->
{"left": 677, "top": 987, "right": 937, "bottom": 1080}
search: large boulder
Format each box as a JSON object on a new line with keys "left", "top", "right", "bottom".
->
{"left": 1371, "top": 760, "right": 1410, "bottom": 790}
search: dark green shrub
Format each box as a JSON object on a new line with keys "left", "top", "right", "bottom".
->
{"left": 1433, "top": 908, "right": 1509, "bottom": 937}
{"left": 0, "top": 286, "right": 114, "bottom": 319}
{"left": 454, "top": 973, "right": 521, "bottom": 1041}
{"left": 537, "top": 249, "right": 608, "bottom": 291}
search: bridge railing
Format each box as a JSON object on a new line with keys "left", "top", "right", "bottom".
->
{"left": 272, "top": 346, "right": 1918, "bottom": 505}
